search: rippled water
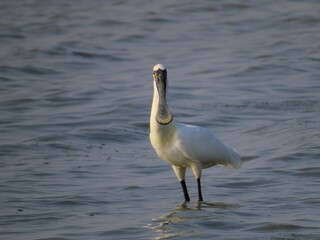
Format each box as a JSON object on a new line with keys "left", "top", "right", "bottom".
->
{"left": 1, "top": 0, "right": 320, "bottom": 239}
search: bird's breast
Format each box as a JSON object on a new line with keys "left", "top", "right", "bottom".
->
{"left": 150, "top": 123, "right": 175, "bottom": 150}
{"left": 150, "top": 124, "right": 193, "bottom": 167}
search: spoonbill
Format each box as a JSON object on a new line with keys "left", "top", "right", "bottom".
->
{"left": 150, "top": 64, "right": 242, "bottom": 202}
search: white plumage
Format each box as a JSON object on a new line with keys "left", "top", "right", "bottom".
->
{"left": 150, "top": 64, "right": 242, "bottom": 202}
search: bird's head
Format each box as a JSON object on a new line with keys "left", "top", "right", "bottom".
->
{"left": 152, "top": 64, "right": 173, "bottom": 125}
{"left": 153, "top": 64, "right": 167, "bottom": 85}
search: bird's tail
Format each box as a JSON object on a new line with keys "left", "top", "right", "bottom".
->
{"left": 225, "top": 145, "right": 242, "bottom": 169}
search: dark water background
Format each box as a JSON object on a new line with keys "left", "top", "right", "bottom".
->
{"left": 1, "top": 0, "right": 320, "bottom": 239}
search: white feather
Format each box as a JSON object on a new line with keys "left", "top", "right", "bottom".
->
{"left": 153, "top": 64, "right": 166, "bottom": 71}
{"left": 175, "top": 123, "right": 242, "bottom": 169}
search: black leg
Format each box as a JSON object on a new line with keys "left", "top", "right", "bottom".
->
{"left": 180, "top": 180, "right": 190, "bottom": 202}
{"left": 197, "top": 178, "right": 203, "bottom": 202}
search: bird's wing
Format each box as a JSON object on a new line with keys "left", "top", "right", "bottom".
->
{"left": 175, "top": 123, "right": 241, "bottom": 169}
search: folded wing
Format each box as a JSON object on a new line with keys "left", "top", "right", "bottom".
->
{"left": 175, "top": 123, "right": 242, "bottom": 169}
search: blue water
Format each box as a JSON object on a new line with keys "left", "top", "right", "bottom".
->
{"left": 1, "top": 0, "right": 320, "bottom": 239}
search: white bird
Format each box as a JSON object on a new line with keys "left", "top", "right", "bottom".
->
{"left": 150, "top": 64, "right": 242, "bottom": 202}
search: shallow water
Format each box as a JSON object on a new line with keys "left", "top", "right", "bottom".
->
{"left": 1, "top": 0, "right": 320, "bottom": 239}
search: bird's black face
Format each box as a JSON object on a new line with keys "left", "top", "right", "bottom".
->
{"left": 153, "top": 69, "right": 167, "bottom": 91}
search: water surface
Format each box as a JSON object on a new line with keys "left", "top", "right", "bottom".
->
{"left": 1, "top": 0, "right": 319, "bottom": 239}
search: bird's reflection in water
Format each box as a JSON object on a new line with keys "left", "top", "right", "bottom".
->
{"left": 146, "top": 201, "right": 240, "bottom": 240}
